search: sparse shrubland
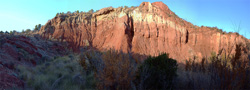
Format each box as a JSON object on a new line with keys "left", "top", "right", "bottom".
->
{"left": 79, "top": 50, "right": 178, "bottom": 90}
{"left": 16, "top": 45, "right": 250, "bottom": 89}
{"left": 3, "top": 2, "right": 250, "bottom": 89}
{"left": 18, "top": 54, "right": 96, "bottom": 90}
{"left": 80, "top": 49, "right": 137, "bottom": 89}
{"left": 176, "top": 44, "right": 250, "bottom": 89}
{"left": 55, "top": 9, "right": 95, "bottom": 18}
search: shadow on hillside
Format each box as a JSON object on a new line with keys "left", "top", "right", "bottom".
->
{"left": 2, "top": 33, "right": 250, "bottom": 90}
{"left": 0, "top": 34, "right": 72, "bottom": 89}
{"left": 175, "top": 44, "right": 250, "bottom": 89}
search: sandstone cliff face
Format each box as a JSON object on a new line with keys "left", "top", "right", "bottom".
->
{"left": 39, "top": 2, "right": 250, "bottom": 62}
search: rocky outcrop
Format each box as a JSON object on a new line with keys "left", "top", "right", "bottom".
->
{"left": 39, "top": 1, "right": 250, "bottom": 62}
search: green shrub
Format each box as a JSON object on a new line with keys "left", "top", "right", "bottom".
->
{"left": 88, "top": 9, "right": 94, "bottom": 13}
{"left": 24, "top": 29, "right": 31, "bottom": 33}
{"left": 217, "top": 29, "right": 223, "bottom": 33}
{"left": 5, "top": 31, "right": 9, "bottom": 34}
{"left": 0, "top": 31, "right": 3, "bottom": 34}
{"left": 56, "top": 13, "right": 59, "bottom": 17}
{"left": 34, "top": 24, "right": 42, "bottom": 31}
{"left": 18, "top": 55, "right": 96, "bottom": 90}
{"left": 136, "top": 53, "right": 178, "bottom": 89}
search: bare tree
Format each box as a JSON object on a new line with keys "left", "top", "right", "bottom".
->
{"left": 231, "top": 21, "right": 241, "bottom": 34}
{"left": 244, "top": 31, "right": 247, "bottom": 38}
{"left": 248, "top": 31, "right": 250, "bottom": 38}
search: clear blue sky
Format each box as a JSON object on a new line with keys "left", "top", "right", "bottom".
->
{"left": 0, "top": 0, "right": 249, "bottom": 39}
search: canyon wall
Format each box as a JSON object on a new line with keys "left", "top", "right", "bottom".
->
{"left": 39, "top": 2, "right": 249, "bottom": 62}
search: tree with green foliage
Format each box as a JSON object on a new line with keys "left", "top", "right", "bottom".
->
{"left": 56, "top": 13, "right": 59, "bottom": 17}
{"left": 34, "top": 24, "right": 42, "bottom": 31}
{"left": 9, "top": 31, "right": 13, "bottom": 35}
{"left": 5, "top": 31, "right": 9, "bottom": 34}
{"left": 67, "top": 11, "right": 71, "bottom": 14}
{"left": 25, "top": 29, "right": 31, "bottom": 33}
{"left": 38, "top": 24, "right": 41, "bottom": 30}
{"left": 21, "top": 29, "right": 25, "bottom": 33}
{"left": 124, "top": 6, "right": 128, "bottom": 8}
{"left": 34, "top": 25, "right": 38, "bottom": 30}
{"left": 88, "top": 9, "right": 94, "bottom": 13}
{"left": 13, "top": 30, "right": 17, "bottom": 34}
{"left": 0, "top": 31, "right": 4, "bottom": 34}
{"left": 76, "top": 10, "right": 79, "bottom": 13}
{"left": 136, "top": 53, "right": 178, "bottom": 89}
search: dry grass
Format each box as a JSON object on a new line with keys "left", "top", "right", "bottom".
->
{"left": 18, "top": 54, "right": 96, "bottom": 90}
{"left": 176, "top": 44, "right": 250, "bottom": 89}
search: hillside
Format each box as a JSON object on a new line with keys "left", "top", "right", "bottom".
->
{"left": 39, "top": 2, "right": 250, "bottom": 62}
{"left": 1, "top": 1, "right": 250, "bottom": 89}
{"left": 0, "top": 34, "right": 71, "bottom": 89}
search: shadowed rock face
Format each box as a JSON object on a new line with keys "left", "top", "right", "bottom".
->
{"left": 39, "top": 1, "right": 250, "bottom": 62}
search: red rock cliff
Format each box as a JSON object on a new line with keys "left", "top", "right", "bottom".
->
{"left": 39, "top": 2, "right": 250, "bottom": 62}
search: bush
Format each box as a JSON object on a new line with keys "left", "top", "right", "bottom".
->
{"left": 25, "top": 29, "right": 31, "bottom": 33}
{"left": 136, "top": 53, "right": 178, "bottom": 89}
{"left": 247, "top": 42, "right": 250, "bottom": 50}
{"left": 18, "top": 55, "right": 96, "bottom": 90}
{"left": 183, "top": 44, "right": 250, "bottom": 89}
{"left": 0, "top": 31, "right": 3, "bottom": 34}
{"left": 56, "top": 13, "right": 59, "bottom": 17}
{"left": 9, "top": 31, "right": 14, "bottom": 35}
{"left": 5, "top": 31, "right": 9, "bottom": 34}
{"left": 34, "top": 24, "right": 42, "bottom": 31}
{"left": 80, "top": 49, "right": 137, "bottom": 90}
{"left": 100, "top": 50, "right": 136, "bottom": 89}
{"left": 88, "top": 9, "right": 94, "bottom": 13}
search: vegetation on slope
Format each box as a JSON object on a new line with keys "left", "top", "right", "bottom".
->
{"left": 136, "top": 53, "right": 177, "bottom": 89}
{"left": 177, "top": 44, "right": 250, "bottom": 89}
{"left": 16, "top": 49, "right": 179, "bottom": 90}
{"left": 15, "top": 42, "right": 250, "bottom": 89}
{"left": 18, "top": 54, "right": 96, "bottom": 90}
